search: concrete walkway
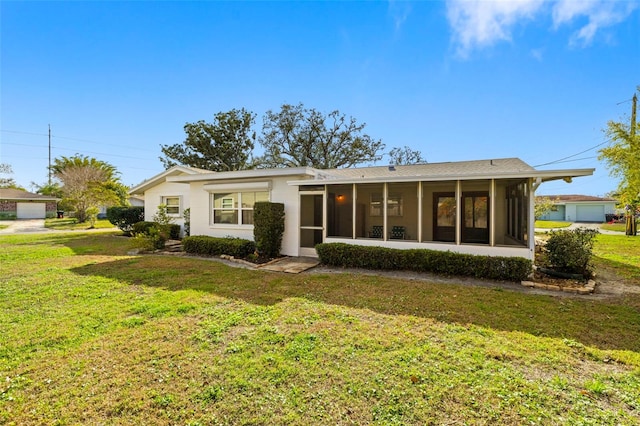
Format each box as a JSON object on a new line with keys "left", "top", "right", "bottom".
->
{"left": 0, "top": 219, "right": 51, "bottom": 234}
{"left": 535, "top": 222, "right": 625, "bottom": 235}
{"left": 258, "top": 256, "right": 320, "bottom": 274}
{"left": 0, "top": 219, "right": 118, "bottom": 235}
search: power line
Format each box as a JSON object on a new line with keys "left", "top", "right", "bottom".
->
{"left": 0, "top": 128, "right": 166, "bottom": 153}
{"left": 2, "top": 141, "right": 155, "bottom": 161}
{"left": 533, "top": 139, "right": 610, "bottom": 167}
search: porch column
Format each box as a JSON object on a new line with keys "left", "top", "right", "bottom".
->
{"left": 455, "top": 180, "right": 461, "bottom": 245}
{"left": 383, "top": 183, "right": 388, "bottom": 241}
{"left": 490, "top": 179, "right": 496, "bottom": 247}
{"left": 351, "top": 184, "right": 356, "bottom": 239}
{"left": 528, "top": 178, "right": 536, "bottom": 255}
{"left": 417, "top": 181, "right": 422, "bottom": 242}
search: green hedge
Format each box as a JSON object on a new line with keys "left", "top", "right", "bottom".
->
{"left": 132, "top": 221, "right": 181, "bottom": 239}
{"left": 315, "top": 243, "right": 532, "bottom": 282}
{"left": 106, "top": 206, "right": 144, "bottom": 235}
{"left": 182, "top": 235, "right": 256, "bottom": 258}
{"left": 253, "top": 202, "right": 285, "bottom": 258}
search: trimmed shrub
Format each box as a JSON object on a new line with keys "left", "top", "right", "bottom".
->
{"left": 132, "top": 226, "right": 166, "bottom": 251}
{"left": 183, "top": 235, "right": 256, "bottom": 258}
{"left": 167, "top": 224, "right": 181, "bottom": 239}
{"left": 132, "top": 221, "right": 156, "bottom": 236}
{"left": 315, "top": 243, "right": 532, "bottom": 282}
{"left": 107, "top": 206, "right": 145, "bottom": 235}
{"left": 544, "top": 227, "right": 598, "bottom": 278}
{"left": 253, "top": 202, "right": 285, "bottom": 258}
{"left": 183, "top": 208, "right": 190, "bottom": 237}
{"left": 132, "top": 221, "right": 180, "bottom": 240}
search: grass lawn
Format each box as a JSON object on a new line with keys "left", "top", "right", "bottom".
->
{"left": 534, "top": 220, "right": 572, "bottom": 229}
{"left": 601, "top": 222, "right": 633, "bottom": 233}
{"left": 1, "top": 233, "right": 639, "bottom": 424}
{"left": 593, "top": 233, "right": 640, "bottom": 284}
{"left": 45, "top": 218, "right": 115, "bottom": 230}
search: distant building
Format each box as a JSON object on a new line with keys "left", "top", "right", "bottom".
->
{"left": 0, "top": 188, "right": 59, "bottom": 219}
{"left": 536, "top": 195, "right": 617, "bottom": 223}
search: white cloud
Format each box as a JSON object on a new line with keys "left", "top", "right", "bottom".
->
{"left": 446, "top": 0, "right": 638, "bottom": 56}
{"left": 446, "top": 0, "right": 545, "bottom": 57}
{"left": 530, "top": 47, "right": 545, "bottom": 61}
{"left": 552, "top": 0, "right": 638, "bottom": 46}
{"left": 389, "top": 0, "right": 413, "bottom": 32}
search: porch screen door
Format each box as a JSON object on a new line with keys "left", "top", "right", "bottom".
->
{"left": 299, "top": 193, "right": 324, "bottom": 256}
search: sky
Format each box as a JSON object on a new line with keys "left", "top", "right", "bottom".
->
{"left": 1, "top": 0, "right": 638, "bottom": 197}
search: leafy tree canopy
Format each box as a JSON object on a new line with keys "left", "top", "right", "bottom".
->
{"left": 51, "top": 155, "right": 126, "bottom": 222}
{"left": 598, "top": 87, "right": 640, "bottom": 208}
{"left": 0, "top": 163, "right": 24, "bottom": 190}
{"left": 388, "top": 146, "right": 426, "bottom": 165}
{"left": 160, "top": 108, "right": 256, "bottom": 172}
{"left": 257, "top": 103, "right": 385, "bottom": 169}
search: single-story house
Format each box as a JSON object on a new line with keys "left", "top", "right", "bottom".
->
{"left": 536, "top": 195, "right": 617, "bottom": 223}
{"left": 0, "top": 188, "right": 59, "bottom": 219}
{"left": 129, "top": 158, "right": 594, "bottom": 261}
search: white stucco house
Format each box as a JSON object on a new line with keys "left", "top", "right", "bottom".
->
{"left": 536, "top": 195, "right": 617, "bottom": 223}
{"left": 129, "top": 158, "right": 594, "bottom": 261}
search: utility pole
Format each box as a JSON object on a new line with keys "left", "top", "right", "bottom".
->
{"left": 631, "top": 93, "right": 637, "bottom": 138}
{"left": 48, "top": 124, "right": 52, "bottom": 185}
{"left": 627, "top": 94, "right": 637, "bottom": 236}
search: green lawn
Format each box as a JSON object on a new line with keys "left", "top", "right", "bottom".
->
{"left": 601, "top": 222, "right": 633, "bottom": 233}
{"left": 1, "top": 232, "right": 639, "bottom": 424}
{"left": 534, "top": 220, "right": 572, "bottom": 229}
{"left": 593, "top": 233, "right": 640, "bottom": 283}
{"left": 44, "top": 217, "right": 116, "bottom": 230}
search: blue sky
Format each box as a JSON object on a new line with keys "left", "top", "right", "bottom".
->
{"left": 1, "top": 0, "right": 638, "bottom": 197}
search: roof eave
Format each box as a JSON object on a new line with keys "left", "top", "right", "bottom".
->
{"left": 129, "top": 165, "right": 207, "bottom": 195}
{"left": 168, "top": 167, "right": 318, "bottom": 183}
{"left": 287, "top": 168, "right": 595, "bottom": 186}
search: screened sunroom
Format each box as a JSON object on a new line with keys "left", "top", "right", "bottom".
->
{"left": 292, "top": 158, "right": 594, "bottom": 260}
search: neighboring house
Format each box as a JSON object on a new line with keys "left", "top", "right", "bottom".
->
{"left": 130, "top": 158, "right": 594, "bottom": 260}
{"left": 129, "top": 195, "right": 145, "bottom": 207}
{"left": 537, "top": 195, "right": 617, "bottom": 223}
{"left": 0, "top": 188, "right": 59, "bottom": 219}
{"left": 96, "top": 196, "right": 145, "bottom": 219}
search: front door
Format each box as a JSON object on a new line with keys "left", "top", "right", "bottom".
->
{"left": 299, "top": 192, "right": 324, "bottom": 257}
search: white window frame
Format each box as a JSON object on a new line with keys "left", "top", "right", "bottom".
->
{"left": 210, "top": 191, "right": 270, "bottom": 227}
{"left": 162, "top": 196, "right": 181, "bottom": 217}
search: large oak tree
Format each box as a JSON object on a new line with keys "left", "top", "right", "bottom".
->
{"left": 160, "top": 108, "right": 256, "bottom": 171}
{"left": 257, "top": 103, "right": 384, "bottom": 169}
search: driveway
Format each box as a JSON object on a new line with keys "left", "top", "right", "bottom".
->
{"left": 0, "top": 219, "right": 51, "bottom": 234}
{"left": 535, "top": 222, "right": 624, "bottom": 235}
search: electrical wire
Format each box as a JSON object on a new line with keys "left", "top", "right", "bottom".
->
{"left": 533, "top": 139, "right": 611, "bottom": 167}
{"left": 1, "top": 129, "right": 167, "bottom": 153}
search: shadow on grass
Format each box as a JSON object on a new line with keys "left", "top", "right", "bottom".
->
{"left": 593, "top": 256, "right": 640, "bottom": 286}
{"left": 71, "top": 254, "right": 640, "bottom": 353}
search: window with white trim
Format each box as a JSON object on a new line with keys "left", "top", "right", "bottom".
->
{"left": 212, "top": 191, "right": 269, "bottom": 225}
{"left": 162, "top": 196, "right": 181, "bottom": 216}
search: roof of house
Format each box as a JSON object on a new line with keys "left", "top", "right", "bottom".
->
{"left": 537, "top": 194, "right": 617, "bottom": 203}
{"left": 129, "top": 165, "right": 211, "bottom": 194}
{"left": 132, "top": 158, "right": 595, "bottom": 190}
{"left": 0, "top": 188, "right": 59, "bottom": 201}
{"left": 290, "top": 157, "right": 594, "bottom": 185}
{"left": 167, "top": 167, "right": 318, "bottom": 183}
{"left": 321, "top": 158, "right": 533, "bottom": 179}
